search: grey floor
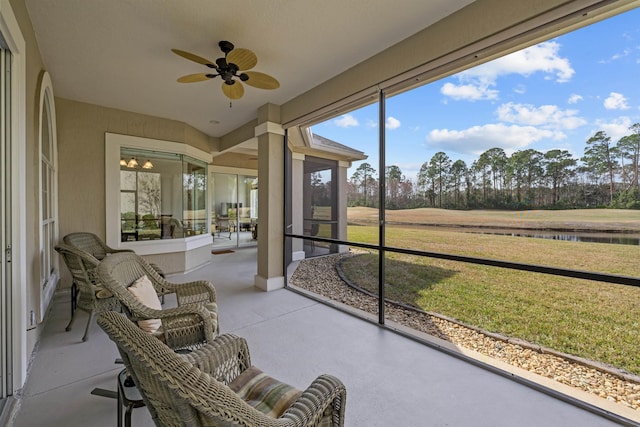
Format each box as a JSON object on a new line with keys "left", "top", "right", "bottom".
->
{"left": 10, "top": 247, "right": 632, "bottom": 427}
{"left": 211, "top": 230, "right": 256, "bottom": 250}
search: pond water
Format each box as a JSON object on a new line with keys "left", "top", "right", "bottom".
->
{"left": 385, "top": 223, "right": 640, "bottom": 245}
{"left": 465, "top": 229, "right": 640, "bottom": 245}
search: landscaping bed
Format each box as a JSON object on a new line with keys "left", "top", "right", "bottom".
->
{"left": 289, "top": 252, "right": 640, "bottom": 411}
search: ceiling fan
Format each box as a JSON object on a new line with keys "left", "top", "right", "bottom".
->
{"left": 172, "top": 41, "right": 280, "bottom": 100}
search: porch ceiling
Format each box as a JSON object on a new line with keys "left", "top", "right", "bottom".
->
{"left": 24, "top": 0, "right": 475, "bottom": 139}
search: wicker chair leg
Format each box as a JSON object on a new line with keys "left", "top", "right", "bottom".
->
{"left": 82, "top": 311, "right": 96, "bottom": 342}
{"left": 65, "top": 310, "right": 78, "bottom": 332}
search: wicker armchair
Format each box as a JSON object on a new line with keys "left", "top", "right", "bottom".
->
{"left": 96, "top": 252, "right": 218, "bottom": 351}
{"left": 55, "top": 243, "right": 121, "bottom": 341}
{"left": 63, "top": 232, "right": 134, "bottom": 261}
{"left": 63, "top": 231, "right": 166, "bottom": 279}
{"left": 97, "top": 311, "right": 347, "bottom": 427}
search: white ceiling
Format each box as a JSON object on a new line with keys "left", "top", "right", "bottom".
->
{"left": 25, "top": 0, "right": 476, "bottom": 138}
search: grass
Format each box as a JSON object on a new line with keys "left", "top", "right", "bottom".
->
{"left": 338, "top": 208, "right": 640, "bottom": 375}
{"left": 348, "top": 206, "right": 640, "bottom": 231}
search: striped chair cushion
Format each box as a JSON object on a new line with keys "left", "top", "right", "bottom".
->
{"left": 229, "top": 366, "right": 302, "bottom": 418}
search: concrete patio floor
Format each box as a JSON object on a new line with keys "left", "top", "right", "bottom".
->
{"left": 9, "top": 247, "right": 637, "bottom": 426}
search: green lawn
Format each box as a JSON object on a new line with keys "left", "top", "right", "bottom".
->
{"left": 339, "top": 211, "right": 640, "bottom": 375}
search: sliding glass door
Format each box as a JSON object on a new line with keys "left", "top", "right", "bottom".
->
{"left": 0, "top": 38, "right": 12, "bottom": 404}
{"left": 210, "top": 172, "right": 258, "bottom": 250}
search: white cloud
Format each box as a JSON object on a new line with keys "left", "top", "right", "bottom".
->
{"left": 441, "top": 41, "right": 574, "bottom": 101}
{"left": 568, "top": 94, "right": 583, "bottom": 104}
{"left": 594, "top": 116, "right": 634, "bottom": 141}
{"left": 426, "top": 123, "right": 557, "bottom": 156}
{"left": 603, "top": 92, "right": 630, "bottom": 110}
{"left": 440, "top": 82, "right": 498, "bottom": 101}
{"left": 600, "top": 48, "right": 634, "bottom": 63}
{"left": 513, "top": 85, "right": 526, "bottom": 95}
{"left": 496, "top": 102, "right": 586, "bottom": 130}
{"left": 365, "top": 119, "right": 377, "bottom": 128}
{"left": 466, "top": 41, "right": 574, "bottom": 83}
{"left": 334, "top": 114, "right": 359, "bottom": 128}
{"left": 385, "top": 116, "right": 401, "bottom": 130}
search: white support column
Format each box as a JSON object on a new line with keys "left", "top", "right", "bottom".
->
{"left": 338, "top": 161, "right": 350, "bottom": 253}
{"left": 291, "top": 152, "right": 306, "bottom": 261}
{"left": 254, "top": 119, "right": 285, "bottom": 291}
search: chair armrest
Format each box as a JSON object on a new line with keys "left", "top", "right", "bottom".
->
{"left": 106, "top": 248, "right": 135, "bottom": 255}
{"left": 166, "top": 280, "right": 217, "bottom": 305}
{"left": 280, "top": 374, "right": 347, "bottom": 427}
{"left": 135, "top": 304, "right": 218, "bottom": 343}
{"left": 182, "top": 334, "right": 251, "bottom": 384}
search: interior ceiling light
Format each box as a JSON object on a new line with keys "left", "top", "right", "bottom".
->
{"left": 172, "top": 40, "right": 280, "bottom": 102}
{"left": 119, "top": 159, "right": 127, "bottom": 166}
{"left": 142, "top": 160, "right": 154, "bottom": 169}
{"left": 127, "top": 157, "right": 139, "bottom": 168}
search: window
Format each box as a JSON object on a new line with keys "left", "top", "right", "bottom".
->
{"left": 210, "top": 170, "right": 258, "bottom": 249}
{"left": 119, "top": 148, "right": 208, "bottom": 241}
{"left": 38, "top": 71, "right": 58, "bottom": 322}
{"left": 183, "top": 159, "right": 207, "bottom": 236}
{"left": 40, "top": 91, "right": 55, "bottom": 284}
{"left": 105, "top": 133, "right": 212, "bottom": 255}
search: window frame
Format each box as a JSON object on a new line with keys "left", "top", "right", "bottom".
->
{"left": 37, "top": 71, "right": 58, "bottom": 323}
{"left": 105, "top": 133, "right": 213, "bottom": 255}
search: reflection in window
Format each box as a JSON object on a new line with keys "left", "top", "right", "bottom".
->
{"left": 40, "top": 82, "right": 56, "bottom": 289}
{"left": 183, "top": 160, "right": 207, "bottom": 236}
{"left": 211, "top": 173, "right": 258, "bottom": 248}
{"left": 304, "top": 156, "right": 337, "bottom": 257}
{"left": 119, "top": 148, "right": 207, "bottom": 241}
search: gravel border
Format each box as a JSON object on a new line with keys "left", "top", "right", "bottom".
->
{"left": 289, "top": 251, "right": 640, "bottom": 411}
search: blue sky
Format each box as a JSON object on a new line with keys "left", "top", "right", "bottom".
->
{"left": 311, "top": 7, "right": 640, "bottom": 181}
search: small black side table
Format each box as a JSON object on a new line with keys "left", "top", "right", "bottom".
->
{"left": 117, "top": 369, "right": 145, "bottom": 427}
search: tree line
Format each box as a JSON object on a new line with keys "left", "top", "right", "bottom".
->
{"left": 346, "top": 123, "right": 640, "bottom": 210}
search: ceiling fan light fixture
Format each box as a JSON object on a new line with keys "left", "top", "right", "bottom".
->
{"left": 218, "top": 40, "right": 234, "bottom": 54}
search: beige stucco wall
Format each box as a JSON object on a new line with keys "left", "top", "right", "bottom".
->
{"left": 212, "top": 152, "right": 258, "bottom": 169}
{"left": 55, "top": 97, "right": 215, "bottom": 284}
{"left": 142, "top": 244, "right": 212, "bottom": 275}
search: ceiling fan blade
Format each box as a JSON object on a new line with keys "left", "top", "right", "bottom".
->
{"left": 177, "top": 73, "right": 214, "bottom": 83}
{"left": 221, "top": 81, "right": 244, "bottom": 100}
{"left": 244, "top": 71, "right": 280, "bottom": 90}
{"left": 227, "top": 48, "right": 257, "bottom": 71}
{"left": 171, "top": 49, "right": 215, "bottom": 67}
